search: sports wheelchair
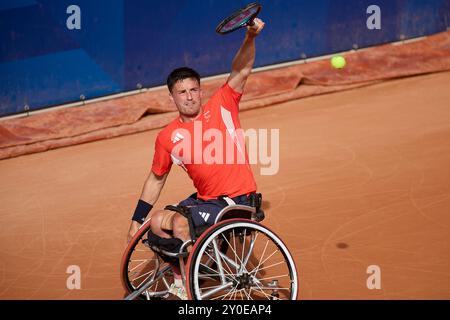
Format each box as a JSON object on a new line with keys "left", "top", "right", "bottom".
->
{"left": 120, "top": 193, "right": 298, "bottom": 300}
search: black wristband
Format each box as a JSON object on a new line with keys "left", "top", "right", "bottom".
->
{"left": 132, "top": 199, "right": 153, "bottom": 224}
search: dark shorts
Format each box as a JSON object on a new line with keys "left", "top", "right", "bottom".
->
{"left": 178, "top": 193, "right": 252, "bottom": 228}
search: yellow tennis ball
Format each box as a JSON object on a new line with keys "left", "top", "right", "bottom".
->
{"left": 331, "top": 55, "right": 346, "bottom": 69}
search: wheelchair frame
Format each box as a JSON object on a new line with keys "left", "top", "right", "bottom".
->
{"left": 121, "top": 199, "right": 298, "bottom": 300}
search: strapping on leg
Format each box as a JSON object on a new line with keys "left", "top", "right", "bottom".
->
{"left": 160, "top": 211, "right": 176, "bottom": 231}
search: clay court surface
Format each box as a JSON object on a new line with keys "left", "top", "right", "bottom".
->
{"left": 1, "top": 71, "right": 450, "bottom": 299}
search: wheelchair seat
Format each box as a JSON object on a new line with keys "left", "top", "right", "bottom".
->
{"left": 164, "top": 193, "right": 265, "bottom": 240}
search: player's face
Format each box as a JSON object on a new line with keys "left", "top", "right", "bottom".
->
{"left": 170, "top": 78, "right": 202, "bottom": 119}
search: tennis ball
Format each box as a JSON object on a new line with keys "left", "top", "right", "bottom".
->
{"left": 331, "top": 55, "right": 346, "bottom": 69}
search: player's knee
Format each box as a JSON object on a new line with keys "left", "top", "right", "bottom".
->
{"left": 150, "top": 210, "right": 165, "bottom": 235}
{"left": 172, "top": 214, "right": 189, "bottom": 239}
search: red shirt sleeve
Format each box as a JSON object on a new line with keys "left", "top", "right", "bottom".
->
{"left": 213, "top": 83, "right": 243, "bottom": 114}
{"left": 151, "top": 135, "right": 172, "bottom": 176}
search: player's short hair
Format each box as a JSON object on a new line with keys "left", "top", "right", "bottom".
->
{"left": 167, "top": 67, "right": 201, "bottom": 92}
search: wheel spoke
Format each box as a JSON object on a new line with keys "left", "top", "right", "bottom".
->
{"left": 129, "top": 259, "right": 152, "bottom": 272}
{"left": 215, "top": 238, "right": 236, "bottom": 277}
{"left": 242, "top": 231, "right": 259, "bottom": 270}
{"left": 162, "top": 276, "right": 171, "bottom": 290}
{"left": 219, "top": 251, "right": 240, "bottom": 271}
{"left": 251, "top": 279, "right": 276, "bottom": 300}
{"left": 251, "top": 239, "right": 269, "bottom": 275}
{"left": 201, "top": 282, "right": 234, "bottom": 300}
{"left": 209, "top": 284, "right": 238, "bottom": 300}
{"left": 123, "top": 224, "right": 177, "bottom": 300}
{"left": 191, "top": 221, "right": 298, "bottom": 301}
{"left": 249, "top": 247, "right": 279, "bottom": 276}
{"left": 243, "top": 288, "right": 253, "bottom": 300}
{"left": 253, "top": 260, "right": 284, "bottom": 272}
{"left": 232, "top": 229, "right": 237, "bottom": 273}
{"left": 204, "top": 250, "right": 235, "bottom": 280}
{"left": 220, "top": 231, "right": 246, "bottom": 270}
{"left": 240, "top": 228, "right": 247, "bottom": 272}
{"left": 131, "top": 269, "right": 155, "bottom": 283}
{"left": 222, "top": 283, "right": 240, "bottom": 300}
{"left": 254, "top": 274, "right": 291, "bottom": 282}
{"left": 251, "top": 286, "right": 290, "bottom": 291}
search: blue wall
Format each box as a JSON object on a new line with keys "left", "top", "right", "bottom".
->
{"left": 1, "top": 0, "right": 449, "bottom": 116}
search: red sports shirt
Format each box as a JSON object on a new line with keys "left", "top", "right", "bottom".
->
{"left": 151, "top": 83, "right": 257, "bottom": 200}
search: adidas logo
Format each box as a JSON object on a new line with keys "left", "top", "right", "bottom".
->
{"left": 172, "top": 132, "right": 184, "bottom": 143}
{"left": 199, "top": 211, "right": 210, "bottom": 222}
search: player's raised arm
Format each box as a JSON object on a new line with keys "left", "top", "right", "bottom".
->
{"left": 227, "top": 18, "right": 265, "bottom": 94}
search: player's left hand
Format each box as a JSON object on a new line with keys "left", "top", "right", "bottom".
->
{"left": 127, "top": 220, "right": 141, "bottom": 244}
{"left": 246, "top": 18, "right": 265, "bottom": 38}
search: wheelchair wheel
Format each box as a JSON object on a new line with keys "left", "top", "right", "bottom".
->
{"left": 120, "top": 220, "right": 174, "bottom": 300}
{"left": 186, "top": 219, "right": 298, "bottom": 300}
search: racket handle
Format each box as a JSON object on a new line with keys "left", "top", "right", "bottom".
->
{"left": 247, "top": 19, "right": 255, "bottom": 26}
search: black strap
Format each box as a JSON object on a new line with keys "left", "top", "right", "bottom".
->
{"left": 146, "top": 230, "right": 183, "bottom": 263}
{"left": 248, "top": 193, "right": 262, "bottom": 211}
{"left": 164, "top": 205, "right": 189, "bottom": 218}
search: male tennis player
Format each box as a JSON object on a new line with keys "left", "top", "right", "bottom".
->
{"left": 127, "top": 18, "right": 265, "bottom": 299}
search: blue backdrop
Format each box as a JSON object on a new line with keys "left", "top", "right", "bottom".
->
{"left": 1, "top": 0, "right": 449, "bottom": 116}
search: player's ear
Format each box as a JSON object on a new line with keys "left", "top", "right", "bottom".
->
{"left": 169, "top": 92, "right": 174, "bottom": 103}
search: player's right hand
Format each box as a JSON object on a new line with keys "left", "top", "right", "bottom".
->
{"left": 246, "top": 17, "right": 265, "bottom": 38}
{"left": 127, "top": 220, "right": 141, "bottom": 243}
